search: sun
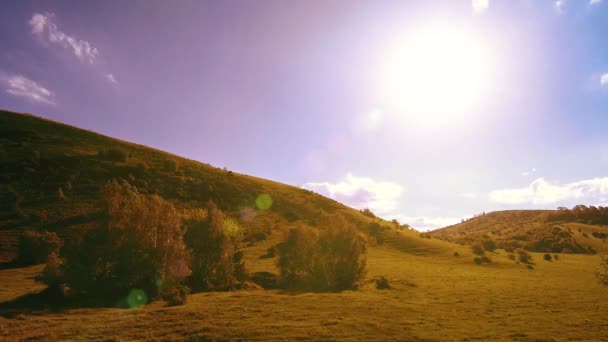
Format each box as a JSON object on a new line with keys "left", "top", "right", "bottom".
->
{"left": 379, "top": 25, "right": 493, "bottom": 124}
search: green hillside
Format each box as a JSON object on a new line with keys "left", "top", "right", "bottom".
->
{"left": 429, "top": 210, "right": 608, "bottom": 254}
{"left": 0, "top": 109, "right": 389, "bottom": 262}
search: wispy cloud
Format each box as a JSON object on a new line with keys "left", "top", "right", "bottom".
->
{"left": 590, "top": 0, "right": 603, "bottom": 5}
{"left": 555, "top": 0, "right": 567, "bottom": 13}
{"left": 489, "top": 177, "right": 608, "bottom": 205}
{"left": 302, "top": 173, "right": 403, "bottom": 215}
{"left": 106, "top": 73, "right": 118, "bottom": 84}
{"left": 600, "top": 73, "right": 608, "bottom": 86}
{"left": 472, "top": 0, "right": 489, "bottom": 14}
{"left": 4, "top": 74, "right": 55, "bottom": 105}
{"left": 521, "top": 167, "right": 537, "bottom": 177}
{"left": 29, "top": 12, "right": 99, "bottom": 64}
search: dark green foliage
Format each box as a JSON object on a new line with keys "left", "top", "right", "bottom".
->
{"left": 59, "top": 180, "right": 191, "bottom": 300}
{"left": 453, "top": 251, "right": 460, "bottom": 257}
{"left": 527, "top": 265, "right": 534, "bottom": 270}
{"left": 376, "top": 276, "right": 390, "bottom": 289}
{"left": 360, "top": 208, "right": 377, "bottom": 219}
{"left": 471, "top": 243, "right": 485, "bottom": 256}
{"left": 474, "top": 256, "right": 491, "bottom": 265}
{"left": 419, "top": 232, "right": 432, "bottom": 239}
{"left": 508, "top": 253, "right": 516, "bottom": 261}
{"left": 544, "top": 253, "right": 552, "bottom": 261}
{"left": 592, "top": 232, "right": 607, "bottom": 239}
{"left": 482, "top": 239, "right": 497, "bottom": 252}
{"left": 553, "top": 254, "right": 559, "bottom": 260}
{"left": 162, "top": 285, "right": 190, "bottom": 306}
{"left": 277, "top": 220, "right": 367, "bottom": 291}
{"left": 184, "top": 201, "right": 244, "bottom": 291}
{"left": 98, "top": 148, "right": 128, "bottom": 162}
{"left": 163, "top": 159, "right": 177, "bottom": 172}
{"left": 17, "top": 230, "right": 63, "bottom": 265}
{"left": 547, "top": 205, "right": 608, "bottom": 225}
{"left": 251, "top": 271, "right": 279, "bottom": 289}
{"left": 517, "top": 249, "right": 532, "bottom": 264}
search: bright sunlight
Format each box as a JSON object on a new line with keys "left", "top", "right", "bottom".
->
{"left": 380, "top": 25, "right": 493, "bottom": 123}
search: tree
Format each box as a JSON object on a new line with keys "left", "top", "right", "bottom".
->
{"left": 184, "top": 200, "right": 244, "bottom": 291}
{"left": 59, "top": 180, "right": 190, "bottom": 300}
{"left": 277, "top": 219, "right": 367, "bottom": 291}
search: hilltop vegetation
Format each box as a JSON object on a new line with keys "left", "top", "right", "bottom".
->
{"left": 430, "top": 209, "right": 608, "bottom": 254}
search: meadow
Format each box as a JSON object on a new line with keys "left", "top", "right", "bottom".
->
{"left": 1, "top": 227, "right": 607, "bottom": 341}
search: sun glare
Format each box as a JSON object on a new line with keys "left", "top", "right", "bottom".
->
{"left": 380, "top": 26, "right": 493, "bottom": 124}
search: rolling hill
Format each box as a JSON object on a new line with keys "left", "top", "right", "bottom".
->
{"left": 0, "top": 109, "right": 391, "bottom": 262}
{"left": 1, "top": 109, "right": 608, "bottom": 341}
{"left": 429, "top": 209, "right": 608, "bottom": 254}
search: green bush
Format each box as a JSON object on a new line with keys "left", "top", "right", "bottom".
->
{"left": 376, "top": 276, "right": 390, "bottom": 290}
{"left": 482, "top": 239, "right": 497, "bottom": 252}
{"left": 517, "top": 249, "right": 532, "bottom": 264}
{"left": 59, "top": 180, "right": 191, "bottom": 300}
{"left": 474, "top": 256, "right": 491, "bottom": 265}
{"left": 544, "top": 253, "right": 552, "bottom": 261}
{"left": 163, "top": 159, "right": 177, "bottom": 172}
{"left": 471, "top": 243, "right": 485, "bottom": 256}
{"left": 17, "top": 230, "right": 63, "bottom": 265}
{"left": 184, "top": 201, "right": 245, "bottom": 291}
{"left": 277, "top": 220, "right": 367, "bottom": 291}
{"left": 453, "top": 251, "right": 460, "bottom": 257}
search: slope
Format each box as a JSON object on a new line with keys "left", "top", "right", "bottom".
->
{"left": 429, "top": 209, "right": 608, "bottom": 254}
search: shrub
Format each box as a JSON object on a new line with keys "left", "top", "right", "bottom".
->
{"left": 360, "top": 208, "right": 377, "bottom": 219}
{"left": 474, "top": 256, "right": 491, "bottom": 265}
{"left": 517, "top": 249, "right": 532, "bottom": 264}
{"left": 277, "top": 221, "right": 367, "bottom": 291}
{"left": 419, "top": 233, "right": 432, "bottom": 239}
{"left": 471, "top": 243, "right": 485, "bottom": 256}
{"left": 184, "top": 201, "right": 244, "bottom": 291}
{"left": 508, "top": 254, "right": 516, "bottom": 261}
{"left": 251, "top": 271, "right": 279, "bottom": 289}
{"left": 453, "top": 251, "right": 460, "bottom": 257}
{"left": 527, "top": 265, "right": 534, "bottom": 270}
{"left": 553, "top": 254, "right": 559, "bottom": 260}
{"left": 544, "top": 253, "right": 552, "bottom": 261}
{"left": 376, "top": 276, "right": 390, "bottom": 290}
{"left": 60, "top": 180, "right": 191, "bottom": 300}
{"left": 162, "top": 285, "right": 190, "bottom": 306}
{"left": 482, "top": 239, "right": 497, "bottom": 252}
{"left": 17, "top": 230, "right": 63, "bottom": 265}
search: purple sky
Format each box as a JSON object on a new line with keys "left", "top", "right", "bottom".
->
{"left": 1, "top": 0, "right": 608, "bottom": 230}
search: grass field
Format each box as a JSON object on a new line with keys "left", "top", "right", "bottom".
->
{"left": 2, "top": 110, "right": 608, "bottom": 341}
{"left": 1, "top": 228, "right": 607, "bottom": 341}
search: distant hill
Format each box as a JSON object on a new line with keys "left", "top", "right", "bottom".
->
{"left": 429, "top": 209, "right": 608, "bottom": 254}
{"left": 0, "top": 110, "right": 390, "bottom": 262}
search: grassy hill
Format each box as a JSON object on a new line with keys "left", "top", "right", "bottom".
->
{"left": 429, "top": 210, "right": 608, "bottom": 254}
{"left": 1, "top": 110, "right": 608, "bottom": 340}
{"left": 0, "top": 109, "right": 392, "bottom": 262}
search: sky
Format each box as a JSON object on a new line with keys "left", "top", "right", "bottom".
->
{"left": 1, "top": 0, "right": 608, "bottom": 230}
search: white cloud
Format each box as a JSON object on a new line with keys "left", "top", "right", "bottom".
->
{"left": 555, "top": 0, "right": 566, "bottom": 13}
{"left": 600, "top": 73, "right": 608, "bottom": 86}
{"left": 521, "top": 167, "right": 537, "bottom": 176}
{"left": 489, "top": 177, "right": 608, "bottom": 205}
{"left": 29, "top": 13, "right": 99, "bottom": 64}
{"left": 302, "top": 173, "right": 403, "bottom": 215}
{"left": 460, "top": 192, "right": 478, "bottom": 199}
{"left": 4, "top": 75, "right": 55, "bottom": 105}
{"left": 472, "top": 0, "right": 489, "bottom": 14}
{"left": 590, "top": 0, "right": 603, "bottom": 5}
{"left": 106, "top": 73, "right": 118, "bottom": 84}
{"left": 391, "top": 214, "right": 461, "bottom": 231}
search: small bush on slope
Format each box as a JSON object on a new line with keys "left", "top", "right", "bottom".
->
{"left": 277, "top": 219, "right": 367, "bottom": 291}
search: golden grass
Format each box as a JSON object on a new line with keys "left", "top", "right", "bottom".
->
{"left": 2, "top": 240, "right": 607, "bottom": 341}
